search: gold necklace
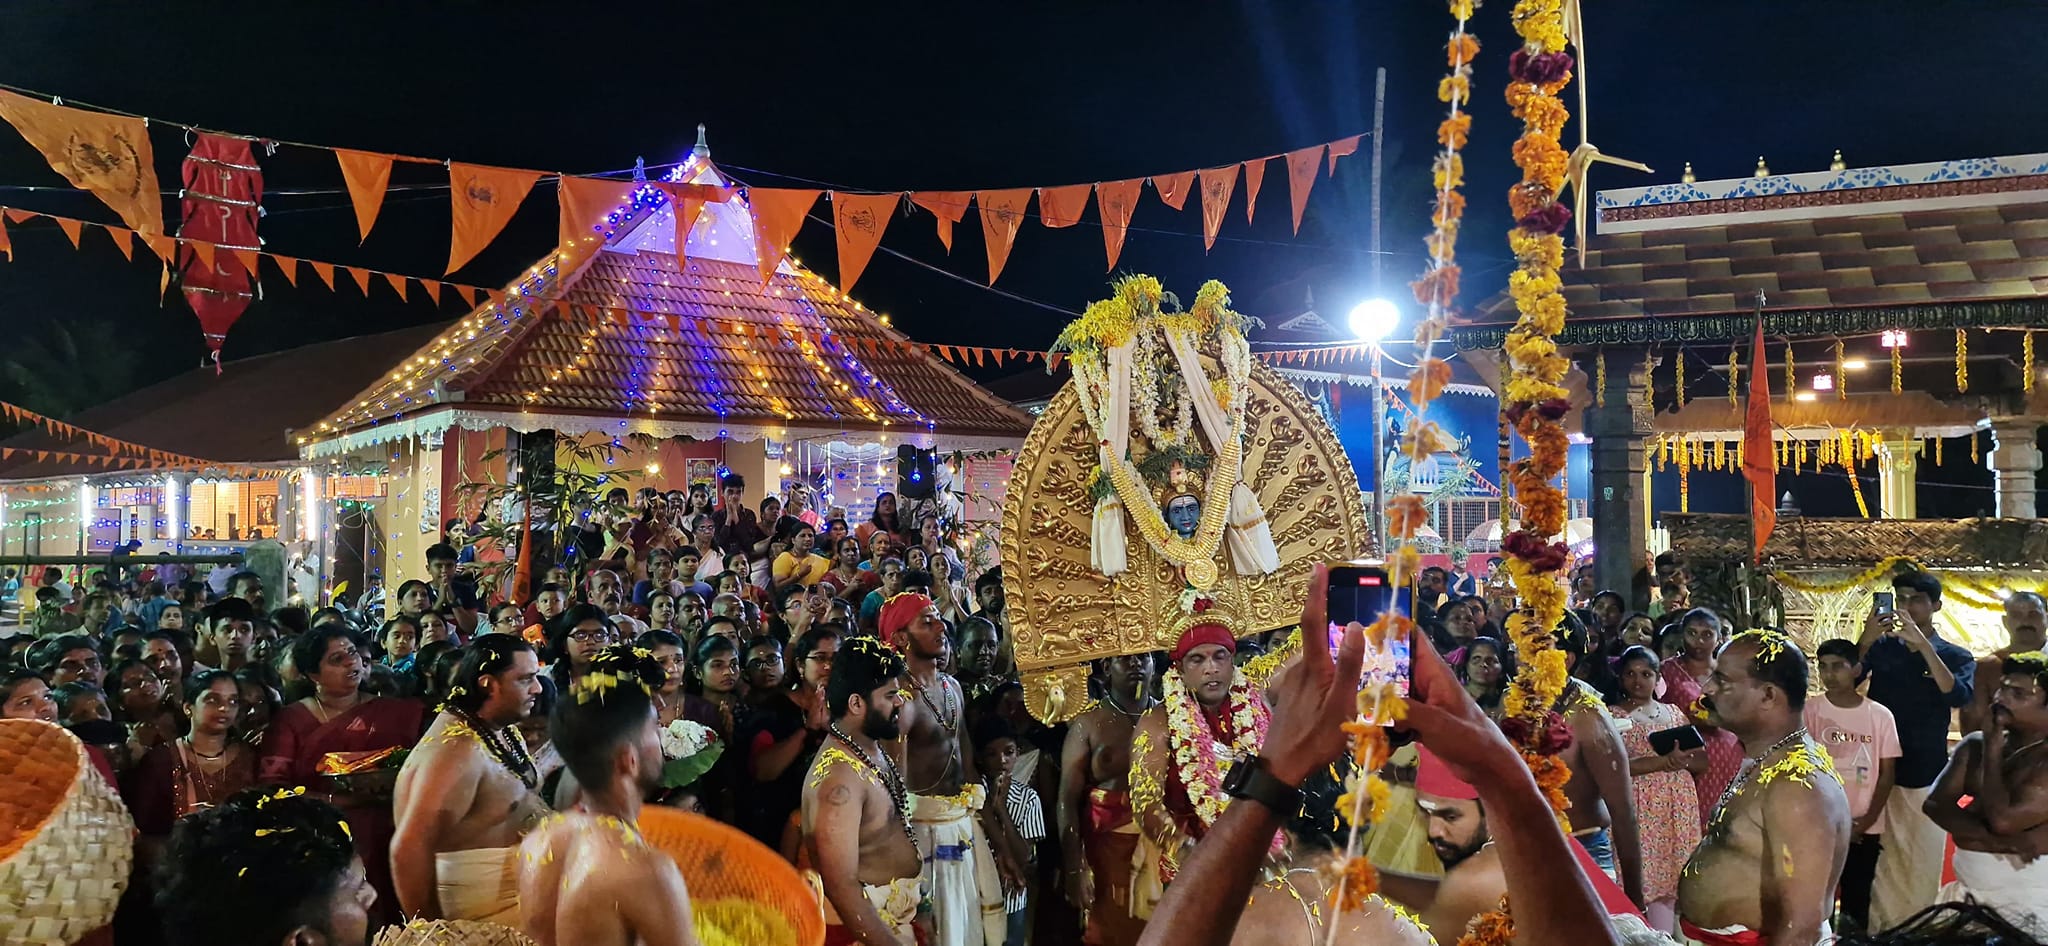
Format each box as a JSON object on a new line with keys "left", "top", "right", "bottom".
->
{"left": 311, "top": 692, "right": 359, "bottom": 724}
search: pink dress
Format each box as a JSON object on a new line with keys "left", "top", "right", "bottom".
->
{"left": 1658, "top": 657, "right": 1744, "bottom": 829}
{"left": 1610, "top": 699, "right": 1703, "bottom": 903}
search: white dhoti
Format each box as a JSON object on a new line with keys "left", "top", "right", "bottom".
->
{"left": 1871, "top": 785, "right": 1944, "bottom": 930}
{"left": 435, "top": 847, "right": 520, "bottom": 923}
{"left": 1943, "top": 849, "right": 2048, "bottom": 935}
{"left": 910, "top": 788, "right": 1005, "bottom": 946}
{"left": 811, "top": 872, "right": 923, "bottom": 945}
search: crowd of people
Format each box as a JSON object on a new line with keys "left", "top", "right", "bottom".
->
{"left": 4, "top": 477, "right": 2047, "bottom": 946}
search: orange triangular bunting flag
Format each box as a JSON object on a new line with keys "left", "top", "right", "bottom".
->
{"left": 272, "top": 255, "right": 299, "bottom": 287}
{"left": 186, "top": 239, "right": 216, "bottom": 272}
{"left": 54, "top": 216, "right": 82, "bottom": 248}
{"left": 747, "top": 188, "right": 821, "bottom": 282}
{"left": 106, "top": 226, "right": 134, "bottom": 260}
{"left": 384, "top": 271, "right": 409, "bottom": 299}
{"left": 1095, "top": 179, "right": 1142, "bottom": 272}
{"left": 142, "top": 232, "right": 174, "bottom": 263}
{"left": 1151, "top": 171, "right": 1195, "bottom": 211}
{"left": 0, "top": 91, "right": 164, "bottom": 235}
{"left": 311, "top": 260, "right": 336, "bottom": 290}
{"left": 977, "top": 188, "right": 1030, "bottom": 285}
{"left": 335, "top": 149, "right": 394, "bottom": 243}
{"left": 657, "top": 184, "right": 713, "bottom": 263}
{"left": 1037, "top": 185, "right": 1091, "bottom": 228}
{"left": 3, "top": 209, "right": 31, "bottom": 224}
{"left": 422, "top": 280, "right": 441, "bottom": 305}
{"left": 347, "top": 266, "right": 371, "bottom": 295}
{"left": 909, "top": 192, "right": 971, "bottom": 253}
{"left": 1285, "top": 145, "right": 1324, "bottom": 235}
{"left": 557, "top": 176, "right": 636, "bottom": 273}
{"left": 457, "top": 284, "right": 478, "bottom": 307}
{"left": 1327, "top": 135, "right": 1362, "bottom": 176}
{"left": 0, "top": 214, "right": 10, "bottom": 262}
{"left": 1243, "top": 157, "right": 1269, "bottom": 226}
{"left": 1197, "top": 165, "right": 1238, "bottom": 252}
{"left": 232, "top": 247, "right": 260, "bottom": 277}
{"left": 831, "top": 191, "right": 897, "bottom": 292}
{"left": 446, "top": 163, "right": 542, "bottom": 275}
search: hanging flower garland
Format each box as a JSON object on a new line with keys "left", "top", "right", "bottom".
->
{"left": 1956, "top": 328, "right": 1969, "bottom": 393}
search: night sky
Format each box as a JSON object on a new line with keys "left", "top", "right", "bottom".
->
{"left": 2, "top": 1, "right": 2046, "bottom": 491}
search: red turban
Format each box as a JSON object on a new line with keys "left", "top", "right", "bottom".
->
{"left": 1415, "top": 745, "right": 1479, "bottom": 801}
{"left": 878, "top": 592, "right": 935, "bottom": 640}
{"left": 1169, "top": 622, "right": 1237, "bottom": 663}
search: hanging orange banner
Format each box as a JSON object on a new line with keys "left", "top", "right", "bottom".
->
{"left": 446, "top": 163, "right": 542, "bottom": 275}
{"left": 1285, "top": 145, "right": 1323, "bottom": 234}
{"left": 53, "top": 216, "right": 82, "bottom": 248}
{"left": 143, "top": 232, "right": 173, "bottom": 264}
{"left": 1037, "top": 184, "right": 1090, "bottom": 228}
{"left": 422, "top": 279, "right": 440, "bottom": 305}
{"left": 748, "top": 188, "right": 821, "bottom": 282}
{"left": 1095, "top": 178, "right": 1142, "bottom": 272}
{"left": 186, "top": 239, "right": 216, "bottom": 272}
{"left": 1197, "top": 165, "right": 1238, "bottom": 252}
{"left": 557, "top": 176, "right": 636, "bottom": 273}
{"left": 335, "top": 150, "right": 394, "bottom": 243}
{"left": 910, "top": 191, "right": 971, "bottom": 253}
{"left": 0, "top": 214, "right": 10, "bottom": 262}
{"left": 272, "top": 255, "right": 300, "bottom": 287}
{"left": 1242, "top": 157, "right": 1268, "bottom": 226}
{"left": 384, "top": 272, "right": 409, "bottom": 300}
{"left": 231, "top": 247, "right": 259, "bottom": 277}
{"left": 0, "top": 90, "right": 164, "bottom": 236}
{"left": 107, "top": 226, "right": 134, "bottom": 261}
{"left": 831, "top": 191, "right": 897, "bottom": 292}
{"left": 308, "top": 261, "right": 335, "bottom": 290}
{"left": 977, "top": 188, "right": 1031, "bottom": 285}
{"left": 1327, "top": 135, "right": 1362, "bottom": 175}
{"left": 457, "top": 284, "right": 478, "bottom": 307}
{"left": 1151, "top": 170, "right": 1195, "bottom": 211}
{"left": 347, "top": 266, "right": 372, "bottom": 295}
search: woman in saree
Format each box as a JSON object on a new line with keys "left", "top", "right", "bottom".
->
{"left": 259, "top": 623, "right": 425, "bottom": 929}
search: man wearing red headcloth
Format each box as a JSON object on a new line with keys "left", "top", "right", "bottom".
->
{"left": 881, "top": 592, "right": 1005, "bottom": 946}
{"left": 1128, "top": 608, "right": 1276, "bottom": 916}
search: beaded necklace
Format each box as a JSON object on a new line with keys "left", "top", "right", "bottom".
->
{"left": 829, "top": 724, "right": 921, "bottom": 857}
{"left": 447, "top": 707, "right": 540, "bottom": 791}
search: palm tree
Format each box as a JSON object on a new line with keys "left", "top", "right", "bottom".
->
{"left": 0, "top": 319, "right": 141, "bottom": 419}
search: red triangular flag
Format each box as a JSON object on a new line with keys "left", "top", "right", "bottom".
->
{"left": 1151, "top": 170, "right": 1195, "bottom": 211}
{"left": 1285, "top": 145, "right": 1324, "bottom": 234}
{"left": 910, "top": 191, "right": 971, "bottom": 253}
{"left": 830, "top": 191, "right": 897, "bottom": 292}
{"left": 1327, "top": 135, "right": 1363, "bottom": 176}
{"left": 106, "top": 226, "right": 134, "bottom": 260}
{"left": 1742, "top": 318, "right": 1778, "bottom": 563}
{"left": 54, "top": 216, "right": 82, "bottom": 248}
{"left": 977, "top": 188, "right": 1031, "bottom": 285}
{"left": 1095, "top": 179, "right": 1142, "bottom": 272}
{"left": 1243, "top": 157, "right": 1269, "bottom": 226}
{"left": 446, "top": 163, "right": 542, "bottom": 275}
{"left": 335, "top": 150, "right": 394, "bottom": 242}
{"left": 1197, "top": 165, "right": 1239, "bottom": 252}
{"left": 272, "top": 255, "right": 300, "bottom": 287}
{"left": 557, "top": 176, "right": 636, "bottom": 274}
{"left": 1037, "top": 184, "right": 1091, "bottom": 228}
{"left": 748, "top": 188, "right": 822, "bottom": 282}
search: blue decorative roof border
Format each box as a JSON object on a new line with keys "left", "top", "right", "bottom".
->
{"left": 1595, "top": 153, "right": 2048, "bottom": 211}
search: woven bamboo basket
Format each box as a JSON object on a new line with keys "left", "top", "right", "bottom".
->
{"left": 636, "top": 806, "right": 823, "bottom": 946}
{"left": 0, "top": 720, "right": 134, "bottom": 946}
{"left": 372, "top": 919, "right": 538, "bottom": 946}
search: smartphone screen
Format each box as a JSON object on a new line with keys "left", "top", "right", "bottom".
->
{"left": 1327, "top": 564, "right": 1412, "bottom": 723}
{"left": 1872, "top": 591, "right": 1894, "bottom": 615}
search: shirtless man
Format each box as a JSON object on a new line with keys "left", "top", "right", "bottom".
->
{"left": 880, "top": 592, "right": 1001, "bottom": 946}
{"left": 1058, "top": 653, "right": 1158, "bottom": 946}
{"left": 1678, "top": 631, "right": 1849, "bottom": 946}
{"left": 1924, "top": 650, "right": 2048, "bottom": 932}
{"left": 518, "top": 645, "right": 699, "bottom": 946}
{"left": 1555, "top": 614, "right": 1645, "bottom": 904}
{"left": 393, "top": 634, "right": 549, "bottom": 922}
{"left": 804, "top": 635, "right": 924, "bottom": 946}
{"left": 1379, "top": 745, "right": 1510, "bottom": 937}
{"left": 1961, "top": 592, "right": 2047, "bottom": 734}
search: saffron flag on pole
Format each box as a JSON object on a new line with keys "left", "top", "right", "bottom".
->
{"left": 1742, "top": 317, "right": 1777, "bottom": 562}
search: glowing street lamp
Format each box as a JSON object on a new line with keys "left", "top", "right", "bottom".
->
{"left": 1350, "top": 298, "right": 1401, "bottom": 552}
{"left": 1348, "top": 298, "right": 1401, "bottom": 344}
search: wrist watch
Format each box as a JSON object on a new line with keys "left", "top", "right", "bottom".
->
{"left": 1221, "top": 755, "right": 1304, "bottom": 814}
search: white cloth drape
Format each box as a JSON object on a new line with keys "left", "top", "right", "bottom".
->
{"left": 1091, "top": 342, "right": 1134, "bottom": 576}
{"left": 1163, "top": 331, "right": 1280, "bottom": 576}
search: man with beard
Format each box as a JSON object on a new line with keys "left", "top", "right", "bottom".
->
{"left": 392, "top": 634, "right": 550, "bottom": 922}
{"left": 1961, "top": 591, "right": 2048, "bottom": 735}
{"left": 1678, "top": 630, "right": 1849, "bottom": 946}
{"left": 518, "top": 646, "right": 699, "bottom": 946}
{"left": 1059, "top": 653, "right": 1158, "bottom": 946}
{"left": 157, "top": 787, "right": 374, "bottom": 946}
{"left": 587, "top": 569, "right": 647, "bottom": 637}
{"left": 882, "top": 592, "right": 1003, "bottom": 946}
{"left": 1376, "top": 745, "right": 1510, "bottom": 937}
{"left": 955, "top": 615, "right": 1005, "bottom": 704}
{"left": 805, "top": 635, "right": 924, "bottom": 946}
{"left": 1925, "top": 650, "right": 2048, "bottom": 933}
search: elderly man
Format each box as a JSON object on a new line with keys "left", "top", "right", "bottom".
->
{"left": 1961, "top": 591, "right": 2048, "bottom": 735}
{"left": 1925, "top": 650, "right": 2048, "bottom": 933}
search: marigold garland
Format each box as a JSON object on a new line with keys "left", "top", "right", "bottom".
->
{"left": 1892, "top": 342, "right": 1903, "bottom": 394}
{"left": 1957, "top": 328, "right": 1969, "bottom": 393}
{"left": 2026, "top": 331, "right": 2036, "bottom": 394}
{"left": 1728, "top": 343, "right": 1740, "bottom": 408}
{"left": 1834, "top": 338, "right": 1848, "bottom": 400}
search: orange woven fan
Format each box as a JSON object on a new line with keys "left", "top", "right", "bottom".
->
{"left": 0, "top": 719, "right": 135, "bottom": 944}
{"left": 636, "top": 806, "right": 824, "bottom": 946}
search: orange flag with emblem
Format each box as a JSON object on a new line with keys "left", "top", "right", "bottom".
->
{"left": 1096, "top": 179, "right": 1142, "bottom": 272}
{"left": 1037, "top": 184, "right": 1090, "bottom": 228}
{"left": 557, "top": 176, "right": 635, "bottom": 274}
{"left": 1285, "top": 145, "right": 1324, "bottom": 234}
{"left": 910, "top": 192, "right": 971, "bottom": 252}
{"left": 831, "top": 191, "right": 897, "bottom": 292}
{"left": 1242, "top": 157, "right": 1269, "bottom": 226}
{"left": 748, "top": 188, "right": 821, "bottom": 282}
{"left": 446, "top": 163, "right": 542, "bottom": 275}
{"left": 977, "top": 188, "right": 1030, "bottom": 285}
{"left": 0, "top": 90, "right": 164, "bottom": 236}
{"left": 1197, "top": 165, "right": 1238, "bottom": 252}
{"left": 1742, "top": 317, "right": 1778, "bottom": 563}
{"left": 1151, "top": 170, "right": 1195, "bottom": 211}
{"left": 335, "top": 150, "right": 394, "bottom": 243}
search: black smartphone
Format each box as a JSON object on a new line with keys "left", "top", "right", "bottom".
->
{"left": 1327, "top": 562, "right": 1412, "bottom": 723}
{"left": 1872, "top": 591, "right": 1894, "bottom": 616}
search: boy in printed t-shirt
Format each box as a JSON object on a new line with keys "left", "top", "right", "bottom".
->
{"left": 1803, "top": 638, "right": 1901, "bottom": 934}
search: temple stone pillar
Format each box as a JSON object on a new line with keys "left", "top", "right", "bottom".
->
{"left": 1988, "top": 417, "right": 2043, "bottom": 519}
{"left": 1583, "top": 349, "right": 1655, "bottom": 606}
{"left": 1873, "top": 429, "right": 1920, "bottom": 519}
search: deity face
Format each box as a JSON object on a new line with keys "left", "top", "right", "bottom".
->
{"left": 1165, "top": 494, "right": 1202, "bottom": 539}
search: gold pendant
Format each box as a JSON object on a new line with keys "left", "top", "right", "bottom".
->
{"left": 1183, "top": 557, "right": 1219, "bottom": 589}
